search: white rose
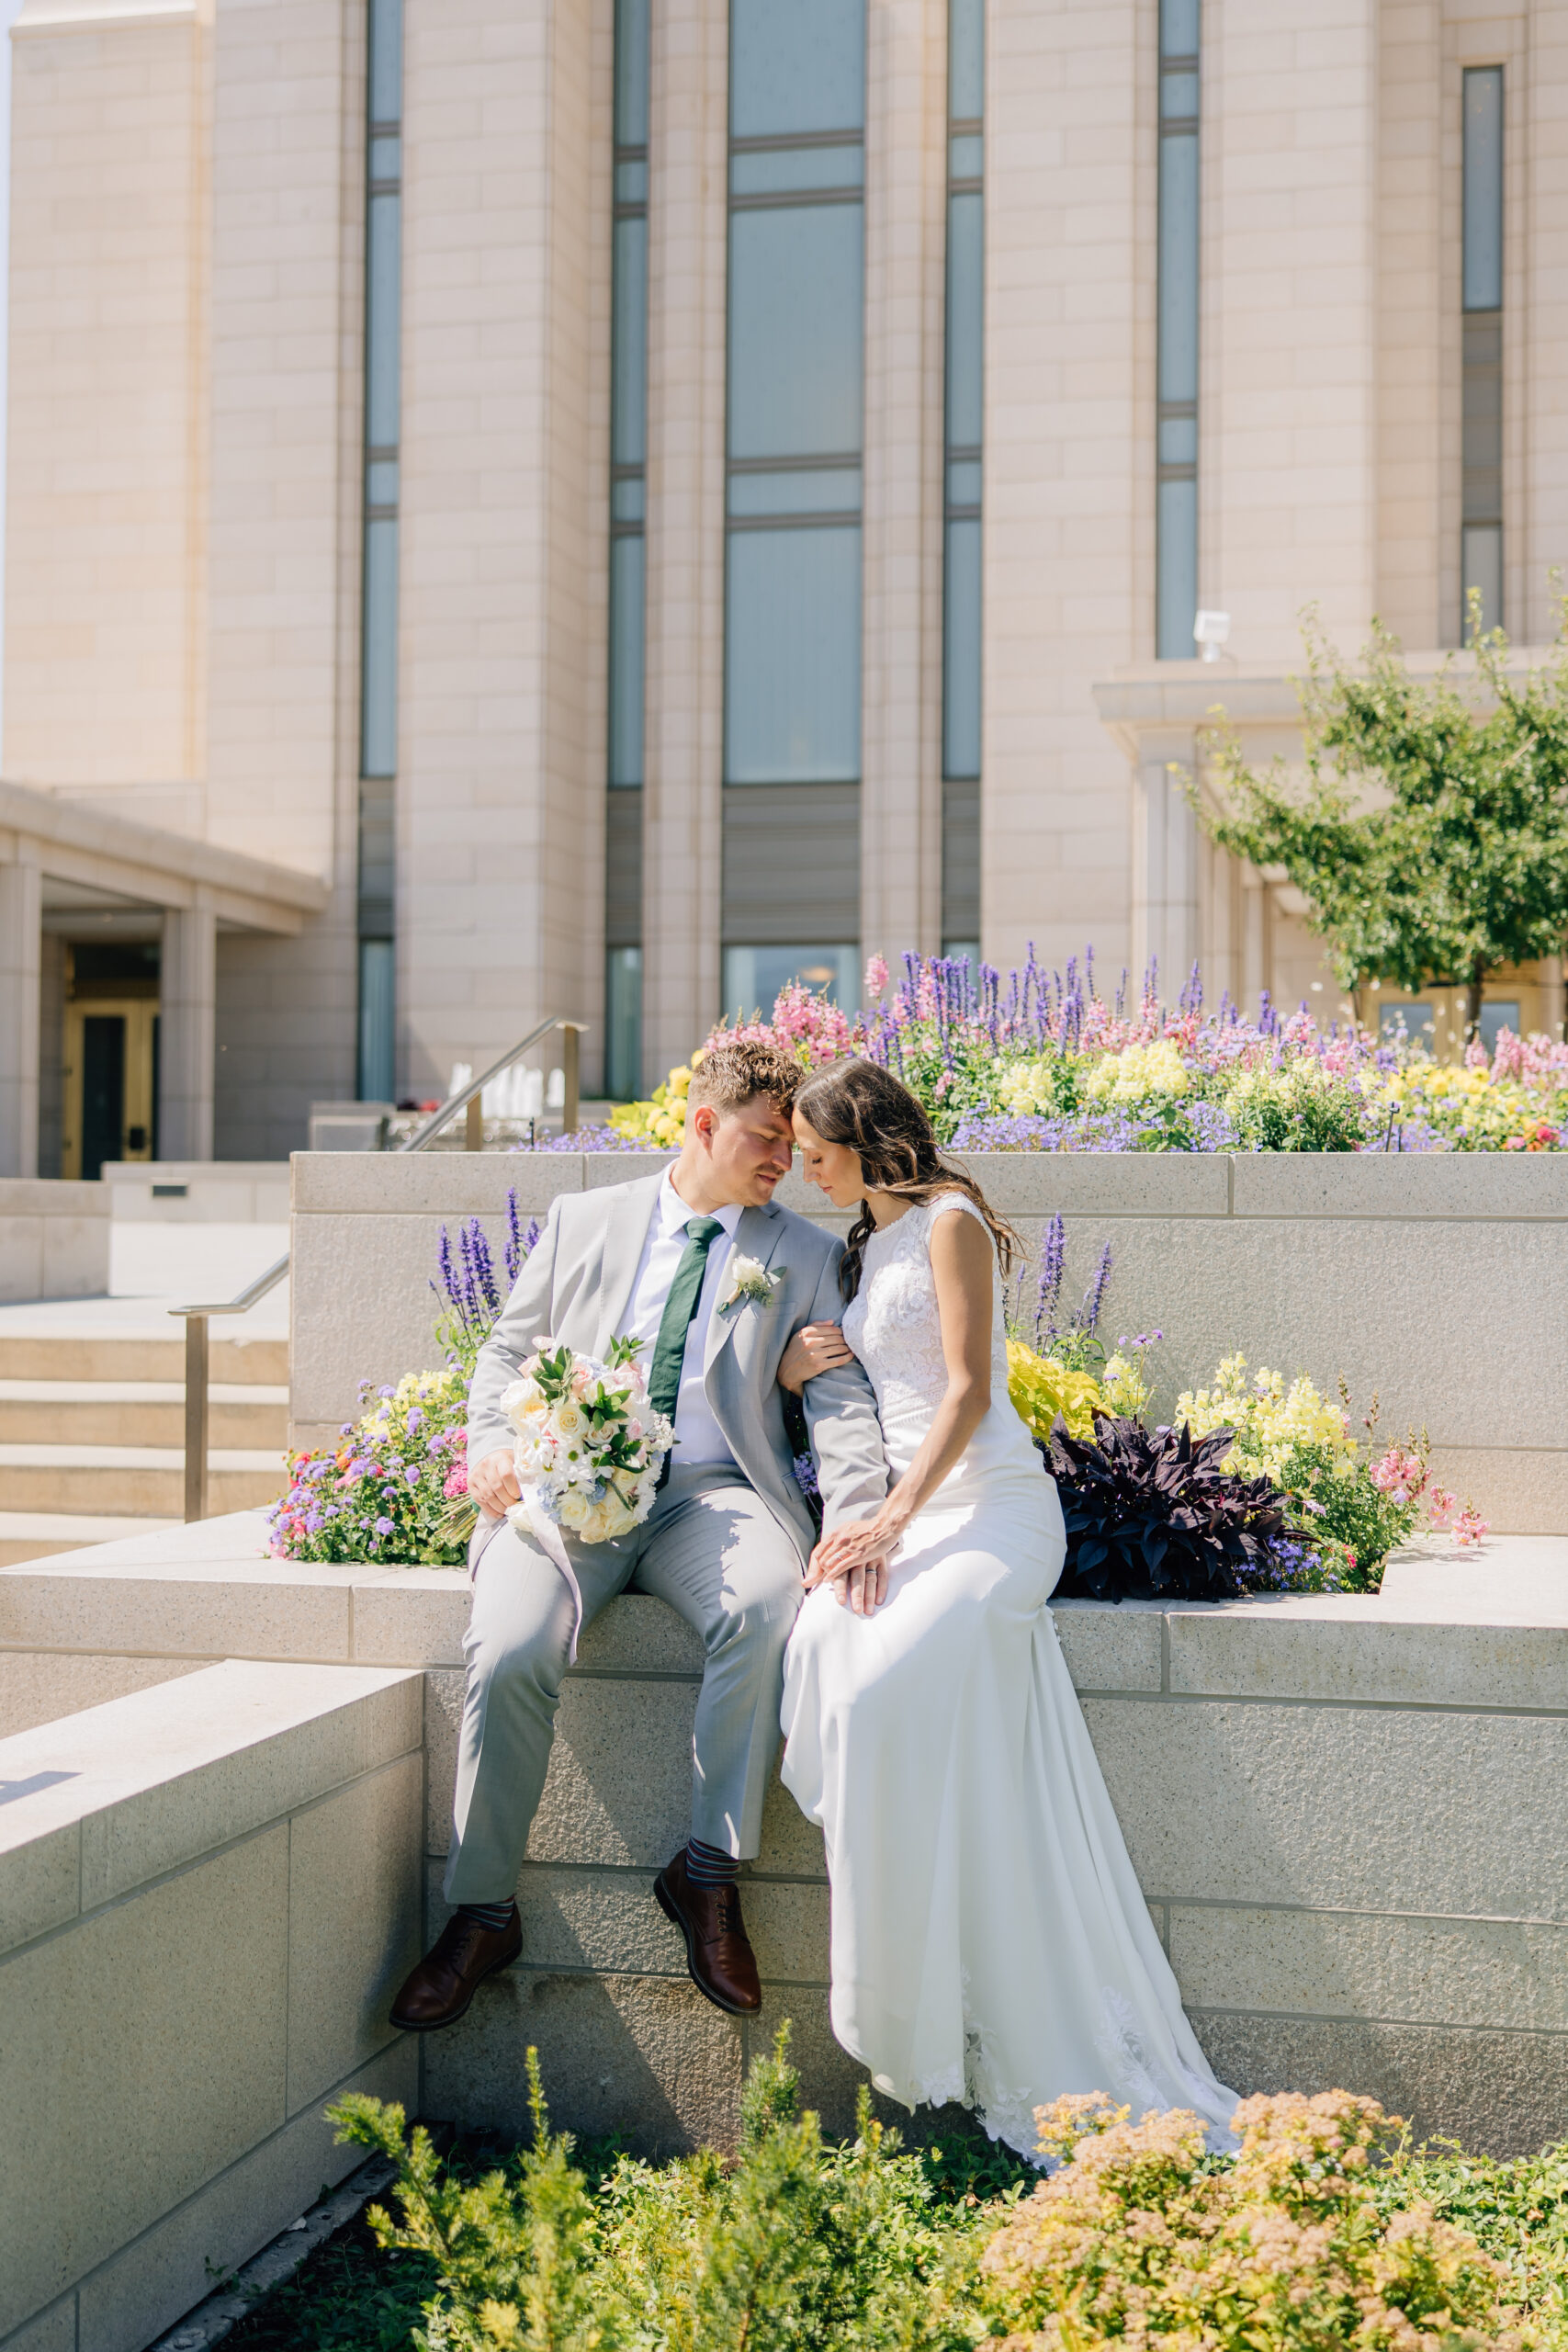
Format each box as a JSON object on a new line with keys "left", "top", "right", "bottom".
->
{"left": 557, "top": 1488, "right": 590, "bottom": 1529}
{"left": 550, "top": 1399, "right": 589, "bottom": 1442}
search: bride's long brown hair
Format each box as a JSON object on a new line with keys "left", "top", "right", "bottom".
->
{"left": 793, "top": 1057, "right": 1021, "bottom": 1302}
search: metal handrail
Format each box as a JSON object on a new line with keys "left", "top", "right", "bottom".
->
{"left": 171, "top": 1013, "right": 588, "bottom": 1523}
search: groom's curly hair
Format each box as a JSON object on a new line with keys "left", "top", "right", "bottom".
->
{"left": 687, "top": 1038, "right": 800, "bottom": 1120}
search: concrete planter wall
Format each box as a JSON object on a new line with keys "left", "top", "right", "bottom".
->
{"left": 0, "top": 1178, "right": 109, "bottom": 1302}
{"left": 5, "top": 1515, "right": 1568, "bottom": 2187}
{"left": 0, "top": 1653, "right": 422, "bottom": 2352}
{"left": 292, "top": 1150, "right": 1568, "bottom": 1532}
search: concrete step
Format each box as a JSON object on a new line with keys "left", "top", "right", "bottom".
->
{"left": 0, "top": 1510, "right": 181, "bottom": 1567}
{"left": 0, "top": 1382, "right": 289, "bottom": 1450}
{"left": 0, "top": 1445, "right": 284, "bottom": 1517}
{"left": 0, "top": 1333, "right": 288, "bottom": 1385}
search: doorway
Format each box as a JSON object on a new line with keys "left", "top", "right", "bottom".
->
{"left": 62, "top": 944, "right": 160, "bottom": 1180}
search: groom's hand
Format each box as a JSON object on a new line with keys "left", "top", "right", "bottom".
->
{"left": 471, "top": 1446, "right": 522, "bottom": 1518}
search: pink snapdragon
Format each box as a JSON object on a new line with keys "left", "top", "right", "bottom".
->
{"left": 863, "top": 953, "right": 889, "bottom": 1001}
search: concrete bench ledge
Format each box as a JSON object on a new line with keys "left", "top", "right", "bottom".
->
{"left": 0, "top": 1657, "right": 423, "bottom": 2352}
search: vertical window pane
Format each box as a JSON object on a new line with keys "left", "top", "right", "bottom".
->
{"left": 608, "top": 535, "right": 645, "bottom": 787}
{"left": 366, "top": 190, "right": 401, "bottom": 448}
{"left": 605, "top": 945, "right": 643, "bottom": 1099}
{"left": 1156, "top": 476, "right": 1198, "bottom": 660}
{"left": 614, "top": 0, "right": 649, "bottom": 148}
{"left": 1463, "top": 66, "right": 1503, "bottom": 312}
{"left": 943, "top": 516, "right": 981, "bottom": 780}
{"left": 728, "top": 207, "right": 865, "bottom": 459}
{"left": 949, "top": 0, "right": 983, "bottom": 119}
{"left": 1462, "top": 524, "right": 1503, "bottom": 636}
{"left": 726, "top": 526, "right": 862, "bottom": 783}
{"left": 357, "top": 939, "right": 395, "bottom": 1102}
{"left": 361, "top": 515, "right": 399, "bottom": 778}
{"left": 945, "top": 189, "right": 983, "bottom": 449}
{"left": 730, "top": 0, "right": 865, "bottom": 138}
{"left": 612, "top": 215, "right": 648, "bottom": 468}
{"left": 368, "top": 0, "right": 402, "bottom": 122}
{"left": 1159, "top": 0, "right": 1199, "bottom": 55}
{"left": 722, "top": 944, "right": 858, "bottom": 1020}
{"left": 1157, "top": 132, "right": 1199, "bottom": 407}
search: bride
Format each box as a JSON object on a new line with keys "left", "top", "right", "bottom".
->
{"left": 777, "top": 1057, "right": 1235, "bottom": 2156}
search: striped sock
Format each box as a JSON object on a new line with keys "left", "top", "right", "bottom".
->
{"left": 458, "top": 1898, "right": 518, "bottom": 1932}
{"left": 684, "top": 1837, "right": 739, "bottom": 1888}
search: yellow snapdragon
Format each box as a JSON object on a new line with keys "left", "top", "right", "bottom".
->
{"left": 997, "top": 1057, "right": 1056, "bottom": 1117}
{"left": 609, "top": 1049, "right": 708, "bottom": 1148}
{"left": 1085, "top": 1039, "right": 1190, "bottom": 1104}
{"left": 1175, "top": 1352, "right": 1352, "bottom": 1481}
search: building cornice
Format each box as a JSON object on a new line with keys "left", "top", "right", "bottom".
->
{"left": 0, "top": 780, "right": 330, "bottom": 936}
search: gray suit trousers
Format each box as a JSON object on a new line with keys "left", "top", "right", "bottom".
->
{"left": 443, "top": 1463, "right": 804, "bottom": 1905}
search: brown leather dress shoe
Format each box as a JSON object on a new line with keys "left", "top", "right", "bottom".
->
{"left": 389, "top": 1907, "right": 522, "bottom": 2032}
{"left": 653, "top": 1849, "right": 762, "bottom": 2015}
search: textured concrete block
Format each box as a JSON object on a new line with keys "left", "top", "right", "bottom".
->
{"left": 1052, "top": 1600, "right": 1164, "bottom": 1691}
{"left": 745, "top": 1874, "right": 832, "bottom": 1985}
{"left": 525, "top": 1677, "right": 698, "bottom": 1868}
{"left": 290, "top": 1216, "right": 483, "bottom": 1426}
{"left": 0, "top": 1652, "right": 202, "bottom": 1740}
{"left": 575, "top": 1594, "right": 705, "bottom": 1677}
{"left": 0, "top": 1822, "right": 79, "bottom": 1960}
{"left": 424, "top": 1667, "right": 462, "bottom": 1855}
{"left": 951, "top": 1153, "right": 1232, "bottom": 1218}
{"left": 291, "top": 1154, "right": 585, "bottom": 1214}
{"left": 757, "top": 1759, "right": 829, "bottom": 1880}
{"left": 1168, "top": 1610, "right": 1568, "bottom": 1709}
{"left": 1190, "top": 2012, "right": 1568, "bottom": 2158}
{"left": 351, "top": 1570, "right": 471, "bottom": 1668}
{"left": 512, "top": 1863, "right": 683, "bottom": 1977}
{"left": 0, "top": 2298, "right": 74, "bottom": 2352}
{"left": 1171, "top": 1905, "right": 1568, "bottom": 2034}
{"left": 74, "top": 2039, "right": 418, "bottom": 2352}
{"left": 287, "top": 1753, "right": 423, "bottom": 2114}
{"left": 0, "top": 1826, "right": 290, "bottom": 2331}
{"left": 422, "top": 1965, "right": 746, "bottom": 2155}
{"left": 1083, "top": 1697, "right": 1568, "bottom": 1918}
{"left": 1228, "top": 1154, "right": 1568, "bottom": 1222}
{"left": 0, "top": 1561, "right": 354, "bottom": 1663}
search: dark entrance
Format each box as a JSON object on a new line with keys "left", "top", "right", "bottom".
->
{"left": 80, "top": 1016, "right": 126, "bottom": 1182}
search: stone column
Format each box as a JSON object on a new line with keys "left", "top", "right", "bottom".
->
{"left": 160, "top": 900, "right": 218, "bottom": 1162}
{"left": 641, "top": 0, "right": 728, "bottom": 1078}
{"left": 859, "top": 0, "right": 946, "bottom": 967}
{"left": 0, "top": 861, "right": 41, "bottom": 1179}
{"left": 1129, "top": 741, "right": 1199, "bottom": 1003}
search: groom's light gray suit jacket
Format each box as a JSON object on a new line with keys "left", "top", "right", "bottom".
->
{"left": 465, "top": 1172, "right": 888, "bottom": 1560}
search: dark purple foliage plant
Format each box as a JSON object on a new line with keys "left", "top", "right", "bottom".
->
{"left": 1046, "top": 1414, "right": 1288, "bottom": 1603}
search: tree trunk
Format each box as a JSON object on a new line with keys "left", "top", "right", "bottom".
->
{"left": 1464, "top": 957, "right": 1486, "bottom": 1045}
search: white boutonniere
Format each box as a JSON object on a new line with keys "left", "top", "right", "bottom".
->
{"left": 718, "top": 1254, "right": 783, "bottom": 1314}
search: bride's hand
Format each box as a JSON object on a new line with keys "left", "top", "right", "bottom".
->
{"left": 807, "top": 1515, "right": 897, "bottom": 1614}
{"left": 777, "top": 1319, "right": 855, "bottom": 1396}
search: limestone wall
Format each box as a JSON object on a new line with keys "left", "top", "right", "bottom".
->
{"left": 291, "top": 1148, "right": 1568, "bottom": 1532}
{"left": 6, "top": 1513, "right": 1568, "bottom": 2167}
{"left": 0, "top": 1178, "right": 110, "bottom": 1302}
{"left": 0, "top": 1654, "right": 423, "bottom": 2352}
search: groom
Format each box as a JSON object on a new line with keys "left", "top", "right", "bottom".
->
{"left": 389, "top": 1038, "right": 887, "bottom": 2031}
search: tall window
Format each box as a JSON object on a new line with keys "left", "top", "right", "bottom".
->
{"left": 721, "top": 0, "right": 865, "bottom": 1020}
{"left": 942, "top": 0, "right": 982, "bottom": 961}
{"left": 1156, "top": 0, "right": 1199, "bottom": 660}
{"left": 357, "top": 0, "right": 402, "bottom": 1101}
{"left": 605, "top": 0, "right": 649, "bottom": 1098}
{"left": 1462, "top": 65, "right": 1504, "bottom": 636}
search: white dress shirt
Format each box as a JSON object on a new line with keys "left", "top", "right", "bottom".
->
{"left": 622, "top": 1172, "right": 744, "bottom": 1469}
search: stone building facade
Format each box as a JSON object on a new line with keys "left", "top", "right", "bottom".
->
{"left": 1, "top": 0, "right": 1564, "bottom": 1169}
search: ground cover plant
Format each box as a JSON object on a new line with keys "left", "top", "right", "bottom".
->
{"left": 218, "top": 2039, "right": 1568, "bottom": 2351}
{"left": 605, "top": 953, "right": 1568, "bottom": 1154}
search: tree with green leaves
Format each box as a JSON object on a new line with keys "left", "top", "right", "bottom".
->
{"left": 1196, "top": 594, "right": 1568, "bottom": 1040}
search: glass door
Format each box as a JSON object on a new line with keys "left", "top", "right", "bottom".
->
{"left": 63, "top": 999, "right": 158, "bottom": 1178}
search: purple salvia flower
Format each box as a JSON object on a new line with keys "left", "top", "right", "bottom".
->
{"left": 505, "top": 1185, "right": 525, "bottom": 1283}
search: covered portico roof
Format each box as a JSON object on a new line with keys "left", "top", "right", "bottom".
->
{"left": 0, "top": 779, "right": 330, "bottom": 935}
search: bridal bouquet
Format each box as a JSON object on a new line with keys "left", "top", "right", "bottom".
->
{"left": 499, "top": 1335, "right": 673, "bottom": 1545}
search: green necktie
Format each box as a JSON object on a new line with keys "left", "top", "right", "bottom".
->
{"left": 647, "top": 1217, "right": 726, "bottom": 1451}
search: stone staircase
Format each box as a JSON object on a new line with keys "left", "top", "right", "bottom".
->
{"left": 0, "top": 1329, "right": 288, "bottom": 1565}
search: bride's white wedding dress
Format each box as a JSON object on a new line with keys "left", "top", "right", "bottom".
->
{"left": 779, "top": 1192, "right": 1236, "bottom": 2157}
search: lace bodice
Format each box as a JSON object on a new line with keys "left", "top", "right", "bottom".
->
{"left": 840, "top": 1193, "right": 1037, "bottom": 1484}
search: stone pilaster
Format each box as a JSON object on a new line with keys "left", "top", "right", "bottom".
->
{"left": 160, "top": 899, "right": 218, "bottom": 1161}
{"left": 641, "top": 0, "right": 728, "bottom": 1078}
{"left": 0, "top": 860, "right": 41, "bottom": 1179}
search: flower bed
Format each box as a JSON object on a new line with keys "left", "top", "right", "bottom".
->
{"left": 603, "top": 954, "right": 1568, "bottom": 1154}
